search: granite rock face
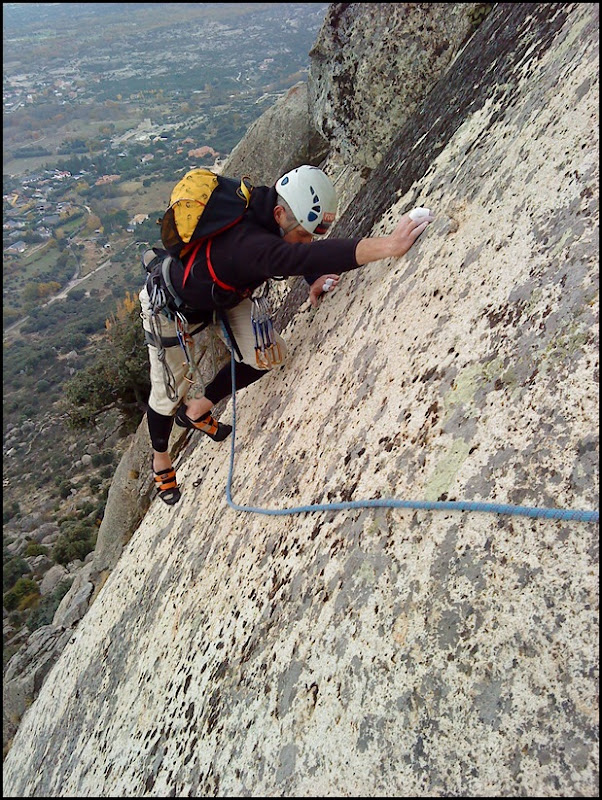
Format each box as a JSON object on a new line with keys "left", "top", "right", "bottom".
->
{"left": 2, "top": 4, "right": 598, "bottom": 797}
{"left": 221, "top": 81, "right": 329, "bottom": 186}
{"left": 308, "top": 3, "right": 493, "bottom": 168}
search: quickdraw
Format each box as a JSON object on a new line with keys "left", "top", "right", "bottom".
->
{"left": 251, "top": 294, "right": 282, "bottom": 369}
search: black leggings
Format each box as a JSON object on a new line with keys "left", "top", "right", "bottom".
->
{"left": 147, "top": 361, "right": 267, "bottom": 452}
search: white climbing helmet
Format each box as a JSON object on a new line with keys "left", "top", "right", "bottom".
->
{"left": 275, "top": 165, "right": 338, "bottom": 235}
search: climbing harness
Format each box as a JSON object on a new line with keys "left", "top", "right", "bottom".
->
{"left": 217, "top": 341, "right": 599, "bottom": 524}
{"left": 145, "top": 301, "right": 209, "bottom": 403}
{"left": 145, "top": 311, "right": 178, "bottom": 403}
{"left": 251, "top": 286, "right": 282, "bottom": 369}
{"left": 174, "top": 311, "right": 211, "bottom": 392}
{"left": 145, "top": 303, "right": 215, "bottom": 403}
{"left": 143, "top": 247, "right": 219, "bottom": 402}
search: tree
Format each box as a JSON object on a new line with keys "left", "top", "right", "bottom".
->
{"left": 103, "top": 209, "right": 129, "bottom": 233}
{"left": 22, "top": 282, "right": 43, "bottom": 309}
{"left": 52, "top": 520, "right": 96, "bottom": 566}
{"left": 63, "top": 293, "right": 150, "bottom": 428}
{"left": 26, "top": 579, "right": 73, "bottom": 632}
{"left": 37, "top": 281, "right": 61, "bottom": 299}
{"left": 85, "top": 213, "right": 102, "bottom": 232}
{"left": 3, "top": 556, "right": 28, "bottom": 592}
{"left": 3, "top": 577, "right": 40, "bottom": 612}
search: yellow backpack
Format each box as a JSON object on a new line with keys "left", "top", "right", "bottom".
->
{"left": 160, "top": 168, "right": 253, "bottom": 286}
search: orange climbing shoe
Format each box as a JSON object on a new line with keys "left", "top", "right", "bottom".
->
{"left": 153, "top": 462, "right": 181, "bottom": 506}
{"left": 174, "top": 405, "right": 232, "bottom": 442}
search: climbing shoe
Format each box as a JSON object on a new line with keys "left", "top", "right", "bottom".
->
{"left": 152, "top": 461, "right": 181, "bottom": 506}
{"left": 174, "top": 405, "right": 232, "bottom": 442}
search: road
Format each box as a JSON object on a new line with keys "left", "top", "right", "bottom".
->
{"left": 3, "top": 258, "right": 112, "bottom": 341}
{"left": 3, "top": 232, "right": 148, "bottom": 341}
{"left": 45, "top": 258, "right": 111, "bottom": 304}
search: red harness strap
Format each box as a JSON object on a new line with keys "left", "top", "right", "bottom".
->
{"left": 181, "top": 218, "right": 246, "bottom": 292}
{"left": 181, "top": 233, "right": 251, "bottom": 301}
{"left": 205, "top": 239, "right": 239, "bottom": 293}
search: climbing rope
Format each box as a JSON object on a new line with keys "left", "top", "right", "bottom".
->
{"left": 222, "top": 348, "right": 598, "bottom": 523}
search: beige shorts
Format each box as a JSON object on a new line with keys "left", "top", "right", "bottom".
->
{"left": 139, "top": 286, "right": 288, "bottom": 415}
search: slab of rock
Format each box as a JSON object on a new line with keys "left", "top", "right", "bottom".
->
{"left": 2, "top": 4, "right": 598, "bottom": 796}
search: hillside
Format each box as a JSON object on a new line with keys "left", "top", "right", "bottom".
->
{"left": 2, "top": 2, "right": 328, "bottom": 692}
{"left": 2, "top": 3, "right": 599, "bottom": 797}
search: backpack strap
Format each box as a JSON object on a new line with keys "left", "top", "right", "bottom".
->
{"left": 205, "top": 239, "right": 238, "bottom": 293}
{"left": 180, "top": 230, "right": 242, "bottom": 292}
{"left": 182, "top": 237, "right": 251, "bottom": 302}
{"left": 161, "top": 255, "right": 188, "bottom": 310}
{"left": 181, "top": 239, "right": 204, "bottom": 287}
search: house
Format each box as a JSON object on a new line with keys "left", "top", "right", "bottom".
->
{"left": 41, "top": 215, "right": 61, "bottom": 227}
{"left": 129, "top": 214, "right": 149, "bottom": 226}
{"left": 95, "top": 175, "right": 120, "bottom": 185}
{"left": 187, "top": 146, "right": 218, "bottom": 159}
{"left": 5, "top": 240, "right": 27, "bottom": 254}
{"left": 3, "top": 219, "right": 24, "bottom": 231}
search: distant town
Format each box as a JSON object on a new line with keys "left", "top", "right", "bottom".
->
{"left": 3, "top": 3, "right": 328, "bottom": 320}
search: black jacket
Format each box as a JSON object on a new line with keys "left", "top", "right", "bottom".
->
{"left": 168, "top": 185, "right": 362, "bottom": 316}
